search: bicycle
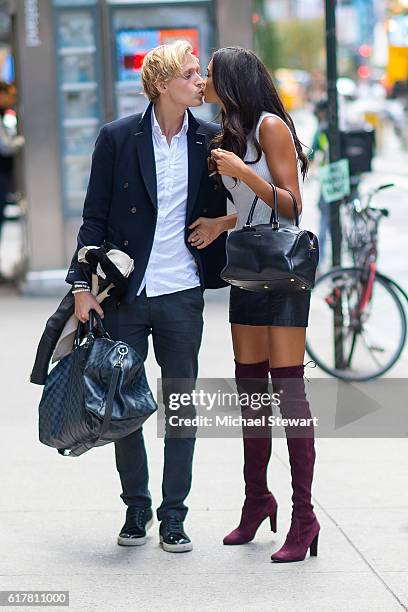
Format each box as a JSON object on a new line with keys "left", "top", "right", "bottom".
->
{"left": 306, "top": 181, "right": 408, "bottom": 381}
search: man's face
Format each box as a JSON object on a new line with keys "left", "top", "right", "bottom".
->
{"left": 162, "top": 53, "right": 204, "bottom": 108}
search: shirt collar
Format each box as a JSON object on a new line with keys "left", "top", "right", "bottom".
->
{"left": 151, "top": 105, "right": 189, "bottom": 138}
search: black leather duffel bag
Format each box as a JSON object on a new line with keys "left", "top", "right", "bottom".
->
{"left": 221, "top": 184, "right": 319, "bottom": 292}
{"left": 38, "top": 311, "right": 157, "bottom": 457}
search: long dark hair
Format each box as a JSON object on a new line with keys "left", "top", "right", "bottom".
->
{"left": 210, "top": 47, "right": 309, "bottom": 180}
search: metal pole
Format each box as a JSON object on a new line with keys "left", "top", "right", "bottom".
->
{"left": 325, "top": 0, "right": 344, "bottom": 368}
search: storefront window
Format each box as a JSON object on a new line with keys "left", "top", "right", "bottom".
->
{"left": 111, "top": 3, "right": 214, "bottom": 119}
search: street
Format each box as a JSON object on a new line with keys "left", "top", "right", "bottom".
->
{"left": 0, "top": 121, "right": 408, "bottom": 612}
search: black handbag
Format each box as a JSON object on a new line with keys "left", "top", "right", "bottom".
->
{"left": 38, "top": 311, "right": 157, "bottom": 457}
{"left": 221, "top": 184, "right": 319, "bottom": 292}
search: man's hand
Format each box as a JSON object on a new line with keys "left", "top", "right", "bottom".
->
{"left": 74, "top": 292, "right": 104, "bottom": 323}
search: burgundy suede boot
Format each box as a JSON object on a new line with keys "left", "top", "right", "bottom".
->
{"left": 223, "top": 360, "right": 278, "bottom": 546}
{"left": 269, "top": 365, "right": 320, "bottom": 562}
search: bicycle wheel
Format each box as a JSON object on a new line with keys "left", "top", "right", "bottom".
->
{"left": 306, "top": 267, "right": 407, "bottom": 381}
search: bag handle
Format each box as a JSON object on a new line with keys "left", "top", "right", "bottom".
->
{"left": 245, "top": 183, "right": 278, "bottom": 229}
{"left": 74, "top": 309, "right": 110, "bottom": 348}
{"left": 285, "top": 188, "right": 300, "bottom": 227}
{"left": 87, "top": 310, "right": 109, "bottom": 337}
{"left": 244, "top": 184, "right": 300, "bottom": 229}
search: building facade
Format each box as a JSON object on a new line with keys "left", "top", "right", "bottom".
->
{"left": 6, "top": 0, "right": 253, "bottom": 291}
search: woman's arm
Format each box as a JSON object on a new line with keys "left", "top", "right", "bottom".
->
{"left": 210, "top": 117, "right": 303, "bottom": 219}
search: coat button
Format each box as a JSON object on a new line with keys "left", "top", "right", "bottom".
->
{"left": 130, "top": 206, "right": 137, "bottom": 213}
{"left": 123, "top": 240, "right": 129, "bottom": 246}
{"left": 123, "top": 182, "right": 129, "bottom": 189}
{"left": 203, "top": 208, "right": 208, "bottom": 213}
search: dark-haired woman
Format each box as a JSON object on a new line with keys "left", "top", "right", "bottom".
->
{"left": 188, "top": 47, "right": 319, "bottom": 563}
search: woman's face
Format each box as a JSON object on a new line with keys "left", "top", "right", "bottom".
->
{"left": 204, "top": 60, "right": 222, "bottom": 106}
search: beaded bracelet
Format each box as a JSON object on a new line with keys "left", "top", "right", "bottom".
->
{"left": 72, "top": 288, "right": 91, "bottom": 294}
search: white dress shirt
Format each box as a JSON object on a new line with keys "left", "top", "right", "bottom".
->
{"left": 137, "top": 106, "right": 200, "bottom": 297}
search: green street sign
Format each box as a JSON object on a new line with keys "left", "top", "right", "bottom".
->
{"left": 319, "top": 158, "right": 351, "bottom": 203}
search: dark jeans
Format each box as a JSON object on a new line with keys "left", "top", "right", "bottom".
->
{"left": 103, "top": 286, "right": 204, "bottom": 522}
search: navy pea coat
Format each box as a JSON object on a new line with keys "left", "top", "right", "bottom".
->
{"left": 66, "top": 102, "right": 228, "bottom": 302}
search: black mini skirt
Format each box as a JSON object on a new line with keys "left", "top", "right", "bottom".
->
{"left": 229, "top": 285, "right": 311, "bottom": 327}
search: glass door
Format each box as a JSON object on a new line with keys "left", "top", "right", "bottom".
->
{"left": 54, "top": 2, "right": 103, "bottom": 216}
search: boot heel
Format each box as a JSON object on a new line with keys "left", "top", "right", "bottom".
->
{"left": 269, "top": 507, "right": 278, "bottom": 533}
{"left": 309, "top": 533, "right": 319, "bottom": 557}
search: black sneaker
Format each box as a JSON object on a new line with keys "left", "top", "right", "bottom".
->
{"left": 117, "top": 506, "right": 153, "bottom": 546}
{"left": 159, "top": 517, "right": 193, "bottom": 553}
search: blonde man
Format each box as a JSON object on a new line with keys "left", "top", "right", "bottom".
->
{"left": 67, "top": 41, "right": 230, "bottom": 552}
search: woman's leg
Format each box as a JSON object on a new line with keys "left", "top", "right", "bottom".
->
{"left": 267, "top": 326, "right": 306, "bottom": 368}
{"left": 231, "top": 323, "right": 269, "bottom": 364}
{"left": 233, "top": 325, "right": 270, "bottom": 499}
{"left": 268, "top": 326, "right": 320, "bottom": 562}
{"left": 223, "top": 324, "right": 278, "bottom": 545}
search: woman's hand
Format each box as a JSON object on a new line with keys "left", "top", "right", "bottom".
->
{"left": 74, "top": 292, "right": 104, "bottom": 323}
{"left": 188, "top": 217, "right": 224, "bottom": 249}
{"left": 210, "top": 148, "right": 247, "bottom": 180}
{"left": 188, "top": 214, "right": 237, "bottom": 249}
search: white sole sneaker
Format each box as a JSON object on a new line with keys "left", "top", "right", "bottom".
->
{"left": 159, "top": 536, "right": 193, "bottom": 553}
{"left": 117, "top": 517, "right": 154, "bottom": 546}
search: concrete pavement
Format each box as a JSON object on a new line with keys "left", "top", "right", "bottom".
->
{"left": 0, "top": 284, "right": 408, "bottom": 612}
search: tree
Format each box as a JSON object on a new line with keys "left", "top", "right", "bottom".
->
{"left": 278, "top": 18, "right": 325, "bottom": 73}
{"left": 254, "top": 20, "right": 283, "bottom": 73}
{"left": 254, "top": 11, "right": 325, "bottom": 74}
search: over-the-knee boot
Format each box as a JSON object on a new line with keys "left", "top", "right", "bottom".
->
{"left": 223, "top": 360, "right": 278, "bottom": 545}
{"left": 269, "top": 364, "right": 320, "bottom": 562}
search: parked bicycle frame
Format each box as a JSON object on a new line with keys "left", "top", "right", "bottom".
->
{"left": 306, "top": 181, "right": 408, "bottom": 381}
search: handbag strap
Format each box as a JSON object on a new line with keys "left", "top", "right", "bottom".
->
{"left": 94, "top": 362, "right": 121, "bottom": 442}
{"left": 93, "top": 343, "right": 129, "bottom": 443}
{"left": 244, "top": 184, "right": 300, "bottom": 228}
{"left": 245, "top": 183, "right": 278, "bottom": 228}
{"left": 285, "top": 188, "right": 300, "bottom": 227}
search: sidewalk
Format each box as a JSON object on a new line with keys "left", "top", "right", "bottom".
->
{"left": 0, "top": 289, "right": 407, "bottom": 612}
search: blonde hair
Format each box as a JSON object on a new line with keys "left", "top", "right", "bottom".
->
{"left": 141, "top": 40, "right": 193, "bottom": 102}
